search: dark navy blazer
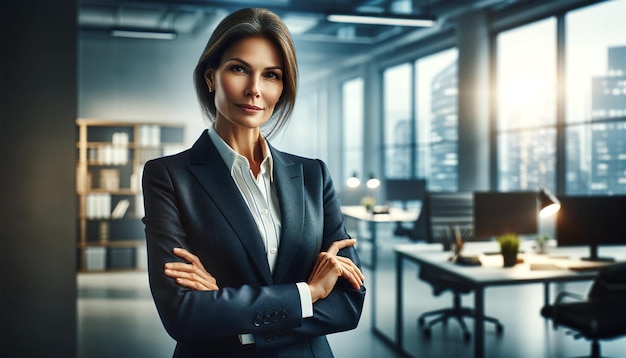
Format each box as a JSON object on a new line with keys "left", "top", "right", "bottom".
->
{"left": 142, "top": 130, "right": 366, "bottom": 357}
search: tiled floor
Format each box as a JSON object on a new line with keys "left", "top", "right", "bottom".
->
{"left": 77, "top": 229, "right": 626, "bottom": 357}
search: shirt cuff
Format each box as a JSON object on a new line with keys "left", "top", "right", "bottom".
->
{"left": 239, "top": 334, "right": 255, "bottom": 345}
{"left": 296, "top": 282, "right": 314, "bottom": 318}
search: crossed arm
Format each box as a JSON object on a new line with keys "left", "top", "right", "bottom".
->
{"left": 164, "top": 238, "right": 364, "bottom": 303}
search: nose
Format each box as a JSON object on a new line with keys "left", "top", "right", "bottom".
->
{"left": 245, "top": 77, "right": 261, "bottom": 98}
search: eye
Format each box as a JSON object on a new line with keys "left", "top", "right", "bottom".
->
{"left": 229, "top": 65, "right": 246, "bottom": 73}
{"left": 265, "top": 71, "right": 281, "bottom": 80}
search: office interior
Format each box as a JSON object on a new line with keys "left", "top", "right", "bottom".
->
{"left": 1, "top": 0, "right": 626, "bottom": 357}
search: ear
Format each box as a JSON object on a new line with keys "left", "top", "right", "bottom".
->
{"left": 204, "top": 69, "right": 214, "bottom": 89}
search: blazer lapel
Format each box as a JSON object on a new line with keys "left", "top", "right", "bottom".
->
{"left": 187, "top": 131, "right": 273, "bottom": 284}
{"left": 270, "top": 146, "right": 305, "bottom": 283}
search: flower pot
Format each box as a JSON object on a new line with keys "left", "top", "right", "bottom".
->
{"left": 502, "top": 251, "right": 517, "bottom": 267}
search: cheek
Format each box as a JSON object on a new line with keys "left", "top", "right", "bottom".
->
{"left": 266, "top": 83, "right": 284, "bottom": 106}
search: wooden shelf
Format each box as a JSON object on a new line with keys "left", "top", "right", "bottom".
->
{"left": 76, "top": 119, "right": 184, "bottom": 272}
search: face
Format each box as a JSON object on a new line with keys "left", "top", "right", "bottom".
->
{"left": 206, "top": 37, "right": 284, "bottom": 131}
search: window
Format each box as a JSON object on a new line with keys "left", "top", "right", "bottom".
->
{"left": 383, "top": 63, "right": 413, "bottom": 178}
{"left": 415, "top": 49, "right": 458, "bottom": 191}
{"left": 565, "top": 0, "right": 626, "bottom": 195}
{"left": 382, "top": 50, "right": 459, "bottom": 191}
{"left": 342, "top": 77, "right": 364, "bottom": 184}
{"left": 496, "top": 18, "right": 557, "bottom": 191}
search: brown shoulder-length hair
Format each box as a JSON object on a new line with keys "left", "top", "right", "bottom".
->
{"left": 193, "top": 8, "right": 298, "bottom": 138}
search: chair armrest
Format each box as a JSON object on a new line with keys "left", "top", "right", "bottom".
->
{"left": 554, "top": 291, "right": 585, "bottom": 305}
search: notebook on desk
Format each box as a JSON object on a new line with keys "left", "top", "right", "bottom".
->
{"left": 529, "top": 259, "right": 611, "bottom": 271}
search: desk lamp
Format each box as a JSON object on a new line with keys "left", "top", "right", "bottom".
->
{"left": 539, "top": 187, "right": 561, "bottom": 218}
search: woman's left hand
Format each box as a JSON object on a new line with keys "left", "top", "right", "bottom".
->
{"left": 164, "top": 247, "right": 219, "bottom": 291}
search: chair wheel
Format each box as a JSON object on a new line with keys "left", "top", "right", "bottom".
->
{"left": 496, "top": 324, "right": 504, "bottom": 335}
{"left": 463, "top": 331, "right": 471, "bottom": 342}
{"left": 418, "top": 317, "right": 425, "bottom": 326}
{"left": 423, "top": 327, "right": 431, "bottom": 337}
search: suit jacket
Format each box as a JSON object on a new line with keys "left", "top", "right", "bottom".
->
{"left": 142, "top": 130, "right": 366, "bottom": 357}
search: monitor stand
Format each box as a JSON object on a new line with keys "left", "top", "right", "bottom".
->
{"left": 581, "top": 244, "right": 615, "bottom": 262}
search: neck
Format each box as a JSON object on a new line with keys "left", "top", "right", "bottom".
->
{"left": 214, "top": 120, "right": 264, "bottom": 168}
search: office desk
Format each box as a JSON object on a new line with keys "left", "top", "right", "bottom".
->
{"left": 341, "top": 205, "right": 419, "bottom": 270}
{"left": 394, "top": 243, "right": 620, "bottom": 358}
{"left": 341, "top": 206, "right": 419, "bottom": 346}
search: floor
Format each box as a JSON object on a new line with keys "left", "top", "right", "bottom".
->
{"left": 78, "top": 225, "right": 626, "bottom": 358}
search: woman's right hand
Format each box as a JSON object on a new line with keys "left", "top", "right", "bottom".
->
{"left": 164, "top": 247, "right": 219, "bottom": 291}
{"left": 307, "top": 239, "right": 364, "bottom": 303}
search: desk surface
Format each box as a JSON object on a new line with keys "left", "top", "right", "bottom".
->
{"left": 394, "top": 242, "right": 626, "bottom": 358}
{"left": 395, "top": 242, "right": 622, "bottom": 286}
{"left": 341, "top": 205, "right": 419, "bottom": 223}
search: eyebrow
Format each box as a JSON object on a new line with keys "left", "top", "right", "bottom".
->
{"left": 225, "top": 57, "right": 283, "bottom": 72}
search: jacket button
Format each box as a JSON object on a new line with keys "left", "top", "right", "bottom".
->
{"left": 253, "top": 315, "right": 262, "bottom": 327}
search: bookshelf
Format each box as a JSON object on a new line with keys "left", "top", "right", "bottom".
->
{"left": 76, "top": 119, "right": 185, "bottom": 272}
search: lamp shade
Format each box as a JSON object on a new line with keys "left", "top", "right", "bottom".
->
{"left": 346, "top": 172, "right": 360, "bottom": 188}
{"left": 539, "top": 187, "right": 561, "bottom": 217}
{"left": 366, "top": 174, "right": 380, "bottom": 189}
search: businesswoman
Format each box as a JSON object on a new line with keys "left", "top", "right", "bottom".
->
{"left": 142, "top": 7, "right": 366, "bottom": 357}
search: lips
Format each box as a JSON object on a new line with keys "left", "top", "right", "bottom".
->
{"left": 238, "top": 104, "right": 263, "bottom": 112}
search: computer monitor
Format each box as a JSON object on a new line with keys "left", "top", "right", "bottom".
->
{"left": 473, "top": 191, "right": 539, "bottom": 240}
{"left": 385, "top": 178, "right": 426, "bottom": 205}
{"left": 556, "top": 195, "right": 626, "bottom": 261}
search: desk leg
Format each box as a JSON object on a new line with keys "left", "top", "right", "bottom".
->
{"left": 369, "top": 221, "right": 377, "bottom": 330}
{"left": 474, "top": 287, "right": 485, "bottom": 358}
{"left": 543, "top": 282, "right": 550, "bottom": 307}
{"left": 395, "top": 253, "right": 404, "bottom": 351}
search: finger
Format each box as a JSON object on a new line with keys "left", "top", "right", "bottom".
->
{"left": 165, "top": 268, "right": 219, "bottom": 290}
{"left": 326, "top": 238, "right": 357, "bottom": 256}
{"left": 173, "top": 248, "right": 205, "bottom": 267}
{"left": 338, "top": 264, "right": 363, "bottom": 290}
{"left": 336, "top": 256, "right": 365, "bottom": 281}
{"left": 175, "top": 277, "right": 213, "bottom": 291}
{"left": 164, "top": 262, "right": 194, "bottom": 272}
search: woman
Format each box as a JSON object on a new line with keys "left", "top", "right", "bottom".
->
{"left": 142, "top": 7, "right": 366, "bottom": 357}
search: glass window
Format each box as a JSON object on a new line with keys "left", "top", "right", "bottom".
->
{"left": 565, "top": 0, "right": 626, "bottom": 195}
{"left": 342, "top": 77, "right": 364, "bottom": 183}
{"left": 383, "top": 63, "right": 412, "bottom": 178}
{"left": 415, "top": 49, "right": 458, "bottom": 191}
{"left": 496, "top": 18, "right": 557, "bottom": 191}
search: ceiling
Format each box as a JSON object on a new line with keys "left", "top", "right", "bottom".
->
{"left": 78, "top": 0, "right": 523, "bottom": 70}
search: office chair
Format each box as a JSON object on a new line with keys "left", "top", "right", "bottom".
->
{"left": 417, "top": 266, "right": 504, "bottom": 341}
{"left": 541, "top": 262, "right": 626, "bottom": 358}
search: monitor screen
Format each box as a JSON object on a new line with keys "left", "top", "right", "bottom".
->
{"left": 385, "top": 178, "right": 426, "bottom": 203}
{"left": 556, "top": 195, "right": 626, "bottom": 260}
{"left": 473, "top": 191, "right": 538, "bottom": 239}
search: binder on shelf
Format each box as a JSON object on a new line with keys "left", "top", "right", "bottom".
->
{"left": 86, "top": 193, "right": 111, "bottom": 219}
{"left": 107, "top": 247, "right": 136, "bottom": 269}
{"left": 99, "top": 169, "right": 120, "bottom": 190}
{"left": 85, "top": 247, "right": 106, "bottom": 271}
{"left": 111, "top": 199, "right": 130, "bottom": 219}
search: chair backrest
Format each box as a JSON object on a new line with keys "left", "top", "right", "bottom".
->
{"left": 588, "top": 262, "right": 626, "bottom": 301}
{"left": 411, "top": 192, "right": 474, "bottom": 244}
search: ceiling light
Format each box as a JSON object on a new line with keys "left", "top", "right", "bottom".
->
{"left": 326, "top": 12, "right": 436, "bottom": 27}
{"left": 110, "top": 29, "right": 177, "bottom": 40}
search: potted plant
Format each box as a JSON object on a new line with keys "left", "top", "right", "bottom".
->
{"left": 496, "top": 233, "right": 521, "bottom": 267}
{"left": 360, "top": 196, "right": 376, "bottom": 212}
{"left": 534, "top": 234, "right": 550, "bottom": 254}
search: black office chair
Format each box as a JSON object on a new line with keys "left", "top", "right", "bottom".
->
{"left": 417, "top": 266, "right": 504, "bottom": 341}
{"left": 541, "top": 262, "right": 626, "bottom": 358}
